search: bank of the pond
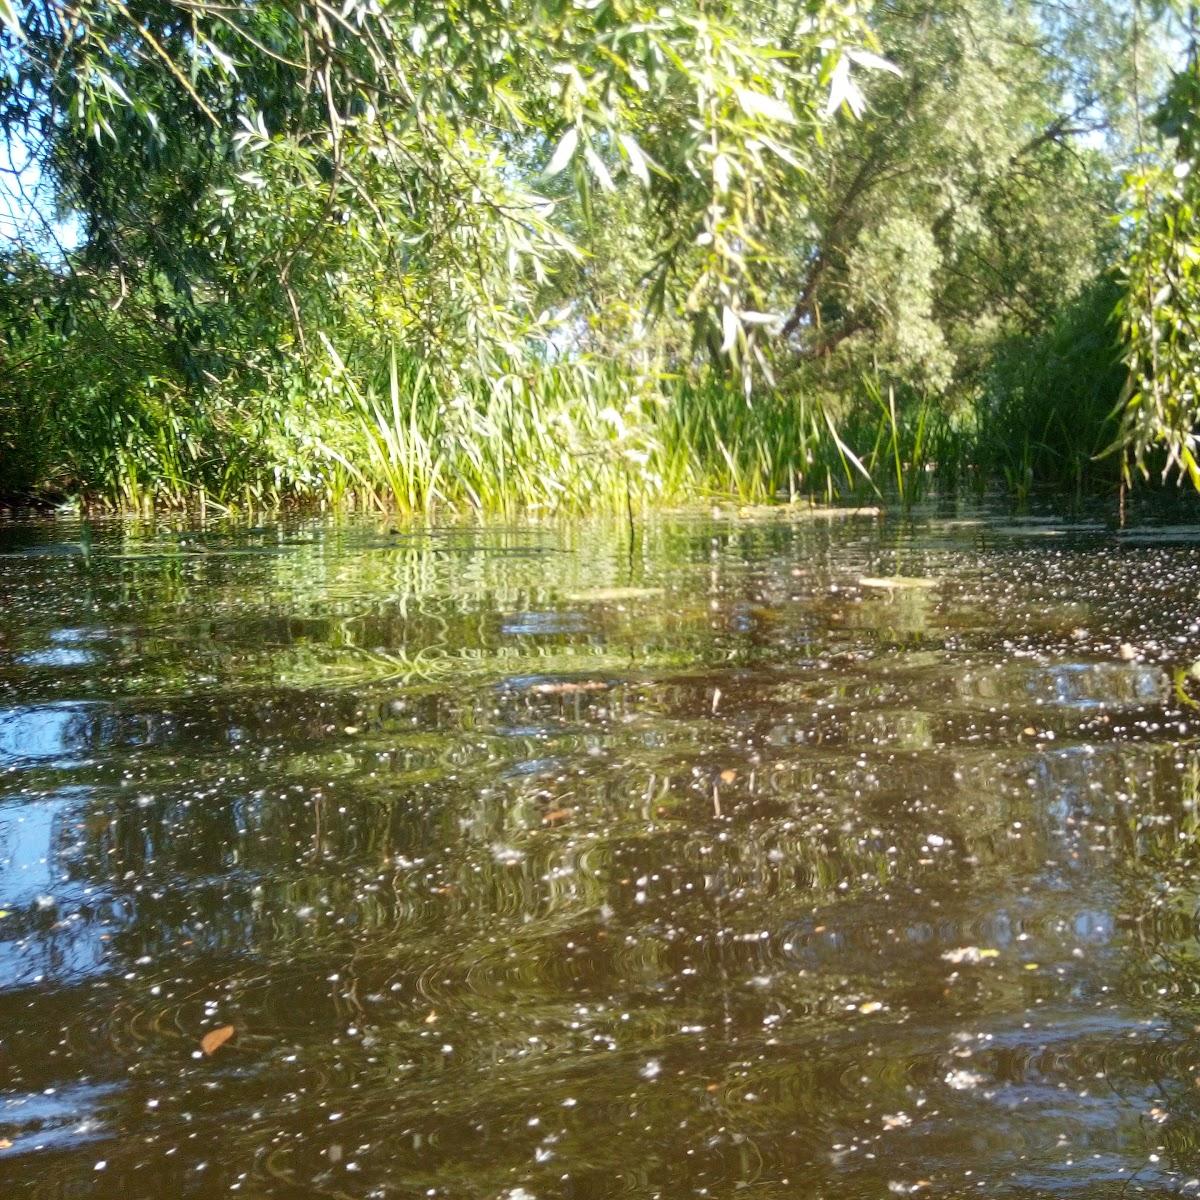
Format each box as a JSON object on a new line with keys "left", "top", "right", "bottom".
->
{"left": 2, "top": 388, "right": 1130, "bottom": 518}
{"left": 3, "top": 310, "right": 1136, "bottom": 516}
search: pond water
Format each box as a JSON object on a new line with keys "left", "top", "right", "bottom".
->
{"left": 3, "top": 505, "right": 1200, "bottom": 1198}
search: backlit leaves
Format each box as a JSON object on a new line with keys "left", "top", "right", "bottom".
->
{"left": 734, "top": 87, "right": 796, "bottom": 124}
{"left": 0, "top": 0, "right": 882, "bottom": 382}
{"left": 1119, "top": 41, "right": 1200, "bottom": 486}
{"left": 545, "top": 128, "right": 580, "bottom": 176}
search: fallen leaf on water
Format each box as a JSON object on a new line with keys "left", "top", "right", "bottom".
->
{"left": 859, "top": 1000, "right": 884, "bottom": 1014}
{"left": 858, "top": 576, "right": 938, "bottom": 591}
{"left": 1022, "top": 727, "right": 1037, "bottom": 736}
{"left": 719, "top": 769, "right": 737, "bottom": 784}
{"left": 941, "top": 946, "right": 1000, "bottom": 965}
{"left": 530, "top": 681, "right": 608, "bottom": 695}
{"left": 200, "top": 1025, "right": 235, "bottom": 1056}
{"left": 424, "top": 1010, "right": 438, "bottom": 1025}
{"left": 564, "top": 587, "right": 664, "bottom": 602}
{"left": 544, "top": 808, "right": 573, "bottom": 823}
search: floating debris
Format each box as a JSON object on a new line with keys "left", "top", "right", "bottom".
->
{"left": 563, "top": 587, "right": 664, "bottom": 602}
{"left": 941, "top": 947, "right": 1000, "bottom": 965}
{"left": 200, "top": 1025, "right": 235, "bottom": 1056}
{"left": 858, "top": 576, "right": 939, "bottom": 590}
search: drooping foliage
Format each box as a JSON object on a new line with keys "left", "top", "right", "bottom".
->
{"left": 1119, "top": 8, "right": 1200, "bottom": 486}
{"left": 0, "top": 0, "right": 896, "bottom": 502}
{"left": 1, "top": 0, "right": 880, "bottom": 363}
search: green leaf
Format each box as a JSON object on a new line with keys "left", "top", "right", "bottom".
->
{"left": 545, "top": 127, "right": 579, "bottom": 176}
{"left": 0, "top": 0, "right": 21, "bottom": 38}
{"left": 618, "top": 133, "right": 651, "bottom": 186}
{"left": 734, "top": 87, "right": 795, "bottom": 124}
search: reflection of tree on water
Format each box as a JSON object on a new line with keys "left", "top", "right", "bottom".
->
{"left": 1109, "top": 752, "right": 1200, "bottom": 1182}
{"left": 3, "top": 700, "right": 1119, "bottom": 1193}
{"left": 10, "top": 516, "right": 1200, "bottom": 1194}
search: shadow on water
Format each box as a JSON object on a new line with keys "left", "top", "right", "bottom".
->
{"left": 3, "top": 506, "right": 1200, "bottom": 1196}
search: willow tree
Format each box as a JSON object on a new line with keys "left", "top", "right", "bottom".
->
{"left": 546, "top": 2, "right": 1146, "bottom": 408}
{"left": 1119, "top": 8, "right": 1200, "bottom": 486}
{"left": 0, "top": 3, "right": 897, "bottom": 381}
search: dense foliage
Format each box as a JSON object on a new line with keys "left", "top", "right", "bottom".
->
{"left": 1120, "top": 12, "right": 1200, "bottom": 487}
{"left": 0, "top": 0, "right": 1190, "bottom": 509}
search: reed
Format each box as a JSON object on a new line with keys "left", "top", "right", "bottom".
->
{"left": 2, "top": 299, "right": 1127, "bottom": 514}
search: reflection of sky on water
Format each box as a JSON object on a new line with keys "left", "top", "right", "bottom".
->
{"left": 0, "top": 704, "right": 102, "bottom": 765}
{"left": 0, "top": 787, "right": 113, "bottom": 989}
{"left": 0, "top": 788, "right": 72, "bottom": 903}
{"left": 15, "top": 648, "right": 100, "bottom": 668}
{"left": 0, "top": 1081, "right": 121, "bottom": 1158}
{"left": 10, "top": 628, "right": 106, "bottom": 670}
{"left": 48, "top": 629, "right": 94, "bottom": 644}
{"left": 960, "top": 662, "right": 1167, "bottom": 710}
{"left": 501, "top": 610, "right": 591, "bottom": 636}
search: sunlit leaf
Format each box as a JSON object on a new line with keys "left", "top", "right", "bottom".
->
{"left": 584, "top": 145, "right": 615, "bottom": 192}
{"left": 720, "top": 305, "right": 738, "bottom": 353}
{"left": 734, "top": 87, "right": 795, "bottom": 124}
{"left": 618, "top": 133, "right": 651, "bottom": 186}
{"left": 712, "top": 152, "right": 732, "bottom": 193}
{"left": 846, "top": 48, "right": 902, "bottom": 76}
{"left": 824, "top": 55, "right": 866, "bottom": 118}
{"left": 545, "top": 127, "right": 579, "bottom": 176}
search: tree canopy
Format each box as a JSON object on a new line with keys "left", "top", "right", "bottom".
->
{"left": 1120, "top": 4, "right": 1200, "bottom": 485}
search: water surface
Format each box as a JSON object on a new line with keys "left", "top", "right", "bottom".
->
{"left": 3, "top": 507, "right": 1200, "bottom": 1198}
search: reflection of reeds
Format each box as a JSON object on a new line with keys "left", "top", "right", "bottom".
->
{"left": 73, "top": 516, "right": 837, "bottom": 694}
{"left": 272, "top": 640, "right": 701, "bottom": 689}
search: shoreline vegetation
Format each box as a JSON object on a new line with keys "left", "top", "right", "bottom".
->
{"left": 1, "top": 3, "right": 1198, "bottom": 516}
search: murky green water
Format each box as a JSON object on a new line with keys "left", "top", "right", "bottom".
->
{"left": 5, "top": 506, "right": 1200, "bottom": 1198}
